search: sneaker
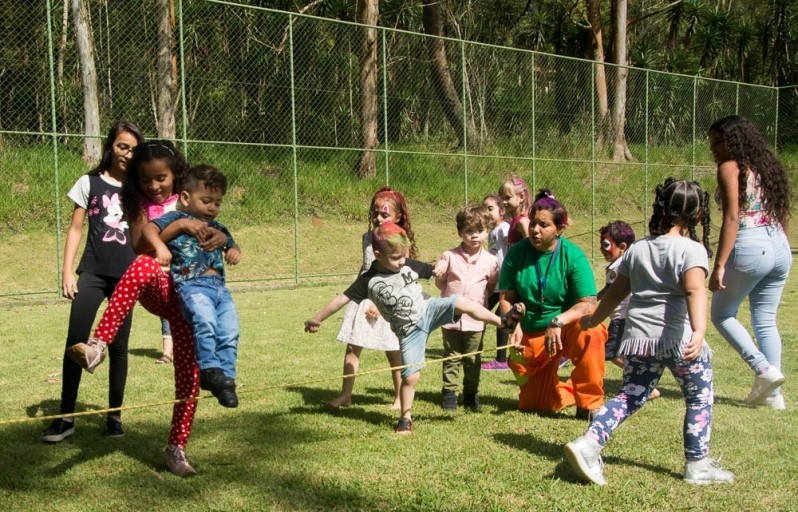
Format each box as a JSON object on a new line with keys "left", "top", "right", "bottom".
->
{"left": 765, "top": 394, "right": 786, "bottom": 410}
{"left": 215, "top": 386, "right": 239, "bottom": 408}
{"left": 564, "top": 435, "right": 606, "bottom": 486}
{"left": 41, "top": 418, "right": 75, "bottom": 443}
{"left": 744, "top": 366, "right": 785, "bottom": 405}
{"left": 199, "top": 368, "right": 235, "bottom": 393}
{"left": 442, "top": 390, "right": 458, "bottom": 410}
{"left": 481, "top": 360, "right": 509, "bottom": 371}
{"left": 394, "top": 417, "right": 413, "bottom": 435}
{"left": 164, "top": 445, "right": 197, "bottom": 477}
{"left": 463, "top": 392, "right": 480, "bottom": 411}
{"left": 103, "top": 417, "right": 125, "bottom": 438}
{"left": 683, "top": 458, "right": 734, "bottom": 485}
{"left": 499, "top": 303, "right": 525, "bottom": 329}
{"left": 576, "top": 407, "right": 600, "bottom": 422}
{"left": 66, "top": 338, "right": 107, "bottom": 374}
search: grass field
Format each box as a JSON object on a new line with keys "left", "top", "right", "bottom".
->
{"left": 1, "top": 266, "right": 797, "bottom": 511}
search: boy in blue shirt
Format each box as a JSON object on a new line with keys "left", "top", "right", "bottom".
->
{"left": 143, "top": 164, "right": 242, "bottom": 408}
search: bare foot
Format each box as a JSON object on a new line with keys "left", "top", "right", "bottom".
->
{"left": 326, "top": 395, "right": 351, "bottom": 409}
{"left": 389, "top": 400, "right": 401, "bottom": 410}
{"left": 649, "top": 388, "right": 661, "bottom": 401}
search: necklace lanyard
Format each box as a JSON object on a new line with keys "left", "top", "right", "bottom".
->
{"left": 535, "top": 239, "right": 561, "bottom": 311}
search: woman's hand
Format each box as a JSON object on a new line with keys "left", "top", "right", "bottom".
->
{"left": 509, "top": 325, "right": 524, "bottom": 352}
{"left": 682, "top": 332, "right": 704, "bottom": 361}
{"left": 545, "top": 326, "right": 563, "bottom": 356}
{"left": 708, "top": 267, "right": 725, "bottom": 292}
{"left": 62, "top": 273, "right": 78, "bottom": 300}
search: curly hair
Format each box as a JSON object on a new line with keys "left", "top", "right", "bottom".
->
{"left": 648, "top": 178, "right": 712, "bottom": 257}
{"left": 121, "top": 140, "right": 188, "bottom": 223}
{"left": 708, "top": 115, "right": 790, "bottom": 225}
{"left": 370, "top": 187, "right": 418, "bottom": 259}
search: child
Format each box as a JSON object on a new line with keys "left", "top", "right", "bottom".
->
{"left": 598, "top": 220, "right": 635, "bottom": 369}
{"left": 481, "top": 194, "right": 511, "bottom": 371}
{"left": 566, "top": 178, "right": 734, "bottom": 486}
{"left": 304, "top": 222, "right": 524, "bottom": 434}
{"left": 332, "top": 187, "right": 415, "bottom": 410}
{"left": 41, "top": 122, "right": 143, "bottom": 444}
{"left": 143, "top": 164, "right": 242, "bottom": 408}
{"left": 435, "top": 206, "right": 499, "bottom": 410}
{"left": 499, "top": 176, "right": 532, "bottom": 248}
{"left": 67, "top": 140, "right": 225, "bottom": 476}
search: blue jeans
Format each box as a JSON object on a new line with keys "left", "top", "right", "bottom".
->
{"left": 711, "top": 225, "right": 791, "bottom": 386}
{"left": 176, "top": 275, "right": 240, "bottom": 379}
{"left": 587, "top": 353, "right": 714, "bottom": 462}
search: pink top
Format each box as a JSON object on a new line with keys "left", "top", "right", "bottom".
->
{"left": 507, "top": 214, "right": 527, "bottom": 247}
{"left": 740, "top": 171, "right": 774, "bottom": 229}
{"left": 436, "top": 245, "right": 500, "bottom": 331}
{"left": 145, "top": 194, "right": 179, "bottom": 221}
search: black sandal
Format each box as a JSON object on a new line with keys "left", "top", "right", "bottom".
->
{"left": 500, "top": 303, "right": 525, "bottom": 329}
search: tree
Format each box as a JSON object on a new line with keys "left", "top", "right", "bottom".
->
{"left": 610, "top": 0, "right": 633, "bottom": 161}
{"left": 71, "top": 0, "right": 101, "bottom": 162}
{"left": 356, "top": 0, "right": 379, "bottom": 178}
{"left": 421, "top": 0, "right": 480, "bottom": 150}
{"left": 585, "top": 0, "right": 609, "bottom": 147}
{"left": 155, "top": 0, "right": 177, "bottom": 139}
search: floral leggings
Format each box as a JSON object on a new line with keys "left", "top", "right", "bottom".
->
{"left": 586, "top": 353, "right": 714, "bottom": 462}
{"left": 94, "top": 255, "right": 200, "bottom": 448}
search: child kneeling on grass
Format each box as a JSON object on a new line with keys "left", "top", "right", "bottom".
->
{"left": 304, "top": 221, "right": 524, "bottom": 434}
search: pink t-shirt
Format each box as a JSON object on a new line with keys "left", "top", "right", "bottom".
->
{"left": 436, "top": 245, "right": 500, "bottom": 331}
{"left": 145, "top": 194, "right": 179, "bottom": 221}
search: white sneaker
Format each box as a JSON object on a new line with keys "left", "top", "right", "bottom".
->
{"left": 164, "top": 445, "right": 197, "bottom": 477}
{"left": 564, "top": 435, "right": 606, "bottom": 486}
{"left": 744, "top": 366, "right": 785, "bottom": 405}
{"left": 684, "top": 458, "right": 734, "bottom": 485}
{"left": 765, "top": 394, "right": 786, "bottom": 410}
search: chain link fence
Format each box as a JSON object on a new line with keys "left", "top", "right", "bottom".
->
{"left": 0, "top": 0, "right": 793, "bottom": 297}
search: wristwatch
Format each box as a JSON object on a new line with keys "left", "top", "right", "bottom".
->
{"left": 549, "top": 316, "right": 564, "bottom": 328}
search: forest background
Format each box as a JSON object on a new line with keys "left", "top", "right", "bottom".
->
{"left": 1, "top": 0, "right": 797, "bottom": 298}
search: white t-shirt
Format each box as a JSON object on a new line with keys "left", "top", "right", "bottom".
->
{"left": 488, "top": 221, "right": 510, "bottom": 269}
{"left": 606, "top": 258, "right": 630, "bottom": 321}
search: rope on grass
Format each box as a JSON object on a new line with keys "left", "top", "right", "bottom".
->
{"left": 0, "top": 343, "right": 521, "bottom": 426}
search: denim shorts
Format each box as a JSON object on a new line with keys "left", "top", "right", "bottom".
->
{"left": 399, "top": 295, "right": 459, "bottom": 378}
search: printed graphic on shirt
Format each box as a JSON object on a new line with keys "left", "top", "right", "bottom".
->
{"left": 91, "top": 191, "right": 128, "bottom": 245}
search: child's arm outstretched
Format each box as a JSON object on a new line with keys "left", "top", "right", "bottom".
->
{"left": 142, "top": 222, "right": 173, "bottom": 266}
{"left": 682, "top": 267, "right": 707, "bottom": 361}
{"left": 579, "top": 274, "right": 630, "bottom": 330}
{"left": 304, "top": 294, "right": 352, "bottom": 333}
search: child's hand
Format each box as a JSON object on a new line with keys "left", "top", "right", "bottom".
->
{"left": 579, "top": 314, "right": 593, "bottom": 331}
{"left": 155, "top": 246, "right": 172, "bottom": 266}
{"left": 304, "top": 319, "right": 321, "bottom": 333}
{"left": 682, "top": 332, "right": 704, "bottom": 361}
{"left": 225, "top": 246, "right": 241, "bottom": 265}
{"left": 200, "top": 228, "right": 229, "bottom": 252}
{"left": 433, "top": 258, "right": 448, "bottom": 277}
{"left": 62, "top": 273, "right": 78, "bottom": 300}
{"left": 365, "top": 304, "right": 381, "bottom": 320}
{"left": 183, "top": 219, "right": 212, "bottom": 239}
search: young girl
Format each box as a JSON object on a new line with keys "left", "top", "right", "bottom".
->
{"left": 67, "top": 140, "right": 228, "bottom": 476}
{"left": 708, "top": 115, "right": 791, "bottom": 410}
{"left": 41, "top": 121, "right": 143, "bottom": 443}
{"left": 480, "top": 194, "right": 511, "bottom": 371}
{"left": 331, "top": 187, "right": 416, "bottom": 409}
{"left": 566, "top": 178, "right": 734, "bottom": 486}
{"left": 499, "top": 177, "right": 532, "bottom": 248}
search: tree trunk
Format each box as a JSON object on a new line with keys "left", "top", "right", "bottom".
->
{"left": 611, "top": 0, "right": 634, "bottom": 162}
{"left": 71, "top": 0, "right": 101, "bottom": 162}
{"left": 421, "top": 0, "right": 480, "bottom": 151}
{"left": 57, "top": 0, "right": 69, "bottom": 137}
{"left": 155, "top": 0, "right": 176, "bottom": 139}
{"left": 585, "top": 0, "right": 609, "bottom": 146}
{"left": 355, "top": 0, "right": 379, "bottom": 179}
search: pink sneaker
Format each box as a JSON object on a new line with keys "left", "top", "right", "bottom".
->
{"left": 481, "top": 360, "right": 509, "bottom": 371}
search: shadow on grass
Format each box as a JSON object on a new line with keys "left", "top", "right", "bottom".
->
{"left": 128, "top": 347, "right": 164, "bottom": 360}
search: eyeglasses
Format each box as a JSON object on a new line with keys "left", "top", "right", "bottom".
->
{"left": 114, "top": 142, "right": 134, "bottom": 154}
{"left": 601, "top": 239, "right": 613, "bottom": 251}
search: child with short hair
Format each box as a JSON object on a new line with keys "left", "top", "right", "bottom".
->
{"left": 143, "top": 164, "right": 242, "bottom": 408}
{"left": 598, "top": 220, "right": 635, "bottom": 368}
{"left": 305, "top": 222, "right": 524, "bottom": 434}
{"left": 566, "top": 178, "right": 733, "bottom": 486}
{"left": 435, "top": 206, "right": 500, "bottom": 410}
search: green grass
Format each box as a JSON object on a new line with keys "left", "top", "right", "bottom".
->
{"left": 1, "top": 270, "right": 798, "bottom": 510}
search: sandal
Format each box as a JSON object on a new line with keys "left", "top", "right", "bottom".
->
{"left": 394, "top": 418, "right": 413, "bottom": 435}
{"left": 156, "top": 354, "right": 173, "bottom": 364}
{"left": 500, "top": 303, "right": 525, "bottom": 329}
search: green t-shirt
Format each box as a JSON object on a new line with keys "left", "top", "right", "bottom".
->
{"left": 498, "top": 237, "right": 596, "bottom": 333}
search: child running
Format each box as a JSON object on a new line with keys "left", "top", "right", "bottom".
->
{"left": 41, "top": 121, "right": 143, "bottom": 443}
{"left": 304, "top": 222, "right": 524, "bottom": 434}
{"left": 435, "top": 206, "right": 499, "bottom": 410}
{"left": 565, "top": 178, "right": 734, "bottom": 486}
{"left": 67, "top": 140, "right": 228, "bottom": 476}
{"left": 499, "top": 177, "right": 532, "bottom": 248}
{"left": 331, "top": 187, "right": 415, "bottom": 410}
{"left": 143, "top": 164, "right": 242, "bottom": 408}
{"left": 481, "top": 193, "right": 511, "bottom": 371}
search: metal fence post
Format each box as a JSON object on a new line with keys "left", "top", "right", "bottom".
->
{"left": 590, "top": 61, "right": 596, "bottom": 263}
{"left": 774, "top": 87, "right": 780, "bottom": 155}
{"left": 531, "top": 52, "right": 536, "bottom": 192}
{"left": 45, "top": 0, "right": 62, "bottom": 296}
{"left": 692, "top": 75, "right": 697, "bottom": 181}
{"left": 382, "top": 28, "right": 389, "bottom": 185}
{"left": 461, "top": 40, "right": 468, "bottom": 205}
{"left": 644, "top": 69, "right": 649, "bottom": 228}
{"left": 177, "top": 0, "right": 189, "bottom": 154}
{"left": 289, "top": 15, "right": 300, "bottom": 284}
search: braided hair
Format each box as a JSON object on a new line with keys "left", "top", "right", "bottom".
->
{"left": 648, "top": 178, "right": 712, "bottom": 257}
{"left": 708, "top": 115, "right": 790, "bottom": 226}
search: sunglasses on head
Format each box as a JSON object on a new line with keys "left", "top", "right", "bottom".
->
{"left": 601, "top": 239, "right": 613, "bottom": 251}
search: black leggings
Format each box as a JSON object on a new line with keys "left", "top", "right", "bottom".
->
{"left": 486, "top": 292, "right": 510, "bottom": 362}
{"left": 60, "top": 271, "right": 133, "bottom": 418}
